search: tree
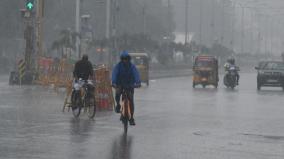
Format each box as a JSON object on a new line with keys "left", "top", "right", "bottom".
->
{"left": 51, "top": 29, "right": 80, "bottom": 57}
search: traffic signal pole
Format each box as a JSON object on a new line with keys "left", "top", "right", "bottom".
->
{"left": 24, "top": 0, "right": 35, "bottom": 72}
{"left": 23, "top": 0, "right": 42, "bottom": 84}
{"left": 9, "top": 0, "right": 44, "bottom": 85}
{"left": 36, "top": 0, "right": 44, "bottom": 57}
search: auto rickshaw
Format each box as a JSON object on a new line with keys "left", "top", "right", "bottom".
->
{"left": 192, "top": 55, "right": 219, "bottom": 88}
{"left": 129, "top": 53, "right": 149, "bottom": 86}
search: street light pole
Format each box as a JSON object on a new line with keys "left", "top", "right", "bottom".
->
{"left": 185, "top": 0, "right": 189, "bottom": 44}
{"left": 264, "top": 15, "right": 268, "bottom": 55}
{"left": 75, "top": 0, "right": 81, "bottom": 58}
{"left": 106, "top": 0, "right": 110, "bottom": 39}
{"left": 257, "top": 31, "right": 261, "bottom": 54}
{"left": 199, "top": 0, "right": 203, "bottom": 53}
{"left": 221, "top": 0, "right": 225, "bottom": 46}
{"left": 270, "top": 18, "right": 273, "bottom": 55}
{"left": 249, "top": 10, "right": 254, "bottom": 54}
{"left": 241, "top": 6, "right": 244, "bottom": 54}
{"left": 211, "top": 0, "right": 215, "bottom": 46}
{"left": 231, "top": 2, "right": 236, "bottom": 51}
{"left": 143, "top": 4, "right": 146, "bottom": 35}
{"left": 168, "top": 0, "right": 171, "bottom": 39}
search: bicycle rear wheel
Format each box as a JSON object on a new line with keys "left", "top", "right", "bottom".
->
{"left": 123, "top": 117, "right": 128, "bottom": 134}
{"left": 122, "top": 99, "right": 129, "bottom": 134}
{"left": 87, "top": 97, "right": 96, "bottom": 119}
{"left": 72, "top": 92, "right": 81, "bottom": 118}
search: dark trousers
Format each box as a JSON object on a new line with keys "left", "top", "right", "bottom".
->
{"left": 115, "top": 87, "right": 135, "bottom": 118}
{"left": 236, "top": 73, "right": 240, "bottom": 82}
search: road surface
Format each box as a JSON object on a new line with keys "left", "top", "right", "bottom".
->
{"left": 0, "top": 73, "right": 283, "bottom": 159}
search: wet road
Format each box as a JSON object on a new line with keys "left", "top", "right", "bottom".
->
{"left": 0, "top": 73, "right": 284, "bottom": 159}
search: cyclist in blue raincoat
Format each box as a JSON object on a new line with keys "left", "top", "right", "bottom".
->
{"left": 112, "top": 51, "right": 141, "bottom": 126}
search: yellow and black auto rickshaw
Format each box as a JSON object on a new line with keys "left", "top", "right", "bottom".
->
{"left": 129, "top": 53, "right": 149, "bottom": 86}
{"left": 192, "top": 55, "right": 219, "bottom": 88}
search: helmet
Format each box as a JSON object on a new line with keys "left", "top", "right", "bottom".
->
{"left": 82, "top": 54, "right": 88, "bottom": 61}
{"left": 120, "top": 50, "right": 131, "bottom": 61}
{"left": 227, "top": 57, "right": 235, "bottom": 65}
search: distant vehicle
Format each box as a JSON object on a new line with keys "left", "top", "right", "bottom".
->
{"left": 192, "top": 55, "right": 219, "bottom": 88}
{"left": 129, "top": 53, "right": 149, "bottom": 86}
{"left": 223, "top": 65, "right": 239, "bottom": 89}
{"left": 255, "top": 61, "right": 284, "bottom": 90}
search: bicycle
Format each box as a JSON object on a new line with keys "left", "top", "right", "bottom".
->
{"left": 114, "top": 85, "right": 140, "bottom": 134}
{"left": 120, "top": 87, "right": 133, "bottom": 134}
{"left": 71, "top": 79, "right": 96, "bottom": 119}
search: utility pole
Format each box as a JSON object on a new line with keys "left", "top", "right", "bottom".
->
{"left": 270, "top": 18, "right": 273, "bottom": 55}
{"left": 250, "top": 11, "right": 254, "bottom": 54}
{"left": 75, "top": 0, "right": 81, "bottom": 58}
{"left": 106, "top": 0, "right": 110, "bottom": 39}
{"left": 185, "top": 0, "right": 189, "bottom": 44}
{"left": 106, "top": 0, "right": 111, "bottom": 66}
{"left": 167, "top": 0, "right": 171, "bottom": 57}
{"left": 264, "top": 16, "right": 268, "bottom": 55}
{"left": 257, "top": 31, "right": 261, "bottom": 54}
{"left": 36, "top": 0, "right": 44, "bottom": 57}
{"left": 211, "top": 0, "right": 215, "bottom": 45}
{"left": 199, "top": 0, "right": 203, "bottom": 53}
{"left": 241, "top": 6, "right": 245, "bottom": 54}
{"left": 143, "top": 4, "right": 146, "bottom": 35}
{"left": 221, "top": 0, "right": 225, "bottom": 46}
{"left": 111, "top": 0, "right": 118, "bottom": 65}
{"left": 231, "top": 2, "right": 235, "bottom": 51}
{"left": 168, "top": 0, "right": 171, "bottom": 39}
{"left": 111, "top": 0, "right": 117, "bottom": 43}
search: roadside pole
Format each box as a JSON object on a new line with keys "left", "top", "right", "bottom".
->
{"left": 75, "top": 0, "right": 81, "bottom": 59}
{"left": 106, "top": 0, "right": 111, "bottom": 67}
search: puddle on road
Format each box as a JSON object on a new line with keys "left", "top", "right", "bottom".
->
{"left": 241, "top": 133, "right": 284, "bottom": 141}
{"left": 193, "top": 131, "right": 210, "bottom": 136}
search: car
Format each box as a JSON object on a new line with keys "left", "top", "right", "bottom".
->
{"left": 255, "top": 61, "right": 284, "bottom": 90}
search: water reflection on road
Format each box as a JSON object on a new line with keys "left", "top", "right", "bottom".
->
{"left": 109, "top": 134, "right": 133, "bottom": 159}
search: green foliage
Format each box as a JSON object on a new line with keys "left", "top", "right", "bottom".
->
{"left": 210, "top": 43, "right": 234, "bottom": 58}
{"left": 51, "top": 29, "right": 80, "bottom": 57}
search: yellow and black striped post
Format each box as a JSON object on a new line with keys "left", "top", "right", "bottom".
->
{"left": 18, "top": 59, "right": 26, "bottom": 84}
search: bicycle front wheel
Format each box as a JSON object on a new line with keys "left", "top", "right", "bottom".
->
{"left": 122, "top": 100, "right": 129, "bottom": 134}
{"left": 87, "top": 97, "right": 96, "bottom": 119}
{"left": 72, "top": 92, "right": 81, "bottom": 118}
{"left": 123, "top": 117, "right": 128, "bottom": 134}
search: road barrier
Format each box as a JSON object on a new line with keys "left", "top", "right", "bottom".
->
{"left": 18, "top": 59, "right": 26, "bottom": 83}
{"left": 35, "top": 57, "right": 74, "bottom": 89}
{"left": 35, "top": 57, "right": 114, "bottom": 111}
{"left": 94, "top": 65, "right": 114, "bottom": 111}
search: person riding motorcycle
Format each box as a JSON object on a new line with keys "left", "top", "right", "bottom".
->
{"left": 112, "top": 51, "right": 141, "bottom": 126}
{"left": 224, "top": 57, "right": 239, "bottom": 85}
{"left": 73, "top": 54, "right": 94, "bottom": 81}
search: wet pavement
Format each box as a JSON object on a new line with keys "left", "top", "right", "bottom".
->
{"left": 0, "top": 73, "right": 284, "bottom": 159}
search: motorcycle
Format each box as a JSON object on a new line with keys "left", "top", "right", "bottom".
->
{"left": 223, "top": 66, "right": 239, "bottom": 89}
